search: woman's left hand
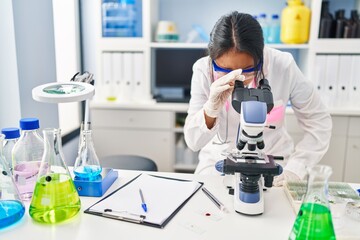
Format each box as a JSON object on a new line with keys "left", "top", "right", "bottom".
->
{"left": 273, "top": 170, "right": 301, "bottom": 187}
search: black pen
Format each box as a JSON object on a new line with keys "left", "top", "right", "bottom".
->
{"left": 202, "top": 187, "right": 229, "bottom": 213}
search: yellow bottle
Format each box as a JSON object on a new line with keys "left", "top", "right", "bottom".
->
{"left": 281, "top": 0, "right": 311, "bottom": 44}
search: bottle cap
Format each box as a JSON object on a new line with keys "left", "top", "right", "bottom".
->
{"left": 272, "top": 14, "right": 279, "bottom": 19}
{"left": 259, "top": 13, "right": 267, "bottom": 18}
{"left": 1, "top": 128, "right": 20, "bottom": 139}
{"left": 20, "top": 118, "right": 40, "bottom": 130}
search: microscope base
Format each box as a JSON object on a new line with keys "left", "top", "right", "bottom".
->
{"left": 234, "top": 173, "right": 264, "bottom": 215}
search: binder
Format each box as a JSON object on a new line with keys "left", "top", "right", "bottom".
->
{"left": 111, "top": 52, "right": 123, "bottom": 101}
{"left": 314, "top": 55, "right": 327, "bottom": 106}
{"left": 121, "top": 52, "right": 134, "bottom": 102}
{"left": 85, "top": 173, "right": 203, "bottom": 228}
{"left": 349, "top": 55, "right": 360, "bottom": 109}
{"left": 324, "top": 55, "right": 339, "bottom": 109}
{"left": 337, "top": 55, "right": 352, "bottom": 108}
{"left": 102, "top": 52, "right": 112, "bottom": 101}
{"left": 132, "top": 52, "right": 145, "bottom": 102}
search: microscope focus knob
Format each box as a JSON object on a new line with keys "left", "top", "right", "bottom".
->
{"left": 257, "top": 141, "right": 265, "bottom": 149}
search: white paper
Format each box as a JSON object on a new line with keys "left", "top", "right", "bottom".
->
{"left": 89, "top": 174, "right": 201, "bottom": 226}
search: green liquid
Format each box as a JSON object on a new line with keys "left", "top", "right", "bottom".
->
{"left": 29, "top": 173, "right": 81, "bottom": 224}
{"left": 289, "top": 203, "right": 336, "bottom": 240}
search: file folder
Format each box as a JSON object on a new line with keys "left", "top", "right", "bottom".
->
{"left": 337, "top": 55, "right": 352, "bottom": 108}
{"left": 132, "top": 52, "right": 145, "bottom": 102}
{"left": 111, "top": 52, "right": 123, "bottom": 101}
{"left": 85, "top": 174, "right": 203, "bottom": 228}
{"left": 349, "top": 55, "right": 360, "bottom": 109}
{"left": 324, "top": 55, "right": 339, "bottom": 109}
{"left": 102, "top": 52, "right": 112, "bottom": 101}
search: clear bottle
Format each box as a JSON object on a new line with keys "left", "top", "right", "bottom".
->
{"left": 12, "top": 118, "right": 44, "bottom": 201}
{"left": 73, "top": 129, "right": 102, "bottom": 179}
{"left": 289, "top": 165, "right": 336, "bottom": 240}
{"left": 102, "top": 0, "right": 137, "bottom": 37}
{"left": 0, "top": 134, "right": 25, "bottom": 229}
{"left": 267, "top": 14, "right": 281, "bottom": 43}
{"left": 29, "top": 128, "right": 81, "bottom": 224}
{"left": 1, "top": 127, "right": 20, "bottom": 171}
{"left": 258, "top": 13, "right": 269, "bottom": 43}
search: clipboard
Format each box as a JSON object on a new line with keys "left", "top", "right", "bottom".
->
{"left": 84, "top": 173, "right": 203, "bottom": 228}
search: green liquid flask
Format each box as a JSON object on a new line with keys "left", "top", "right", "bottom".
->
{"left": 289, "top": 165, "right": 336, "bottom": 240}
{"left": 29, "top": 128, "right": 81, "bottom": 224}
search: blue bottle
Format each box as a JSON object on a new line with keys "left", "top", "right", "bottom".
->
{"left": 268, "top": 14, "right": 281, "bottom": 43}
{"left": 258, "top": 13, "right": 269, "bottom": 43}
{"left": 0, "top": 134, "right": 25, "bottom": 229}
{"left": 102, "top": 0, "right": 138, "bottom": 37}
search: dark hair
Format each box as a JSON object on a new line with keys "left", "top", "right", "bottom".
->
{"left": 208, "top": 11, "right": 265, "bottom": 79}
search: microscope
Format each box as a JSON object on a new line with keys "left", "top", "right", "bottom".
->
{"left": 215, "top": 79, "right": 283, "bottom": 215}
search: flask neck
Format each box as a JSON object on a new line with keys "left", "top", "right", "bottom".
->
{"left": 303, "top": 165, "right": 332, "bottom": 207}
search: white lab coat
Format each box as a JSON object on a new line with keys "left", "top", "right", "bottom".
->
{"left": 184, "top": 47, "right": 332, "bottom": 179}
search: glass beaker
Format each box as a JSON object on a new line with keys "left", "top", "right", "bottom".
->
{"left": 0, "top": 134, "right": 25, "bottom": 229}
{"left": 29, "top": 128, "right": 81, "bottom": 224}
{"left": 289, "top": 165, "right": 336, "bottom": 240}
{"left": 73, "top": 129, "right": 102, "bottom": 179}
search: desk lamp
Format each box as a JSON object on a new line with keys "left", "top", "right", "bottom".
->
{"left": 32, "top": 72, "right": 118, "bottom": 197}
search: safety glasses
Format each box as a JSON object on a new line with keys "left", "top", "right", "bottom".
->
{"left": 212, "top": 60, "right": 262, "bottom": 74}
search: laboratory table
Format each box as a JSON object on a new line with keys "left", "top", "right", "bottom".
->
{"left": 1, "top": 170, "right": 359, "bottom": 240}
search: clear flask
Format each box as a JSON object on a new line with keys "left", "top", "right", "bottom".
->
{"left": 73, "top": 129, "right": 102, "bottom": 179}
{"left": 289, "top": 165, "right": 336, "bottom": 240}
{"left": 1, "top": 127, "right": 20, "bottom": 171}
{"left": 267, "top": 14, "right": 281, "bottom": 43}
{"left": 12, "top": 118, "right": 44, "bottom": 201}
{"left": 0, "top": 134, "right": 25, "bottom": 229}
{"left": 29, "top": 128, "right": 81, "bottom": 224}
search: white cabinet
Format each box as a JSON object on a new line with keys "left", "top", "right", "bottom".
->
{"left": 344, "top": 117, "right": 360, "bottom": 183}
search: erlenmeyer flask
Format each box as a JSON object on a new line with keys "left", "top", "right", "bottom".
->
{"left": 0, "top": 134, "right": 25, "bottom": 229}
{"left": 29, "top": 128, "right": 81, "bottom": 224}
{"left": 73, "top": 129, "right": 102, "bottom": 179}
{"left": 289, "top": 165, "right": 336, "bottom": 240}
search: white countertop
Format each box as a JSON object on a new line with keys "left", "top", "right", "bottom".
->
{"left": 1, "top": 170, "right": 359, "bottom": 240}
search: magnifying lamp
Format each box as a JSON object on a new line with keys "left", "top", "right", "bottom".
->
{"left": 31, "top": 72, "right": 118, "bottom": 197}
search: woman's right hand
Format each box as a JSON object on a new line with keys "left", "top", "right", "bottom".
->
{"left": 203, "top": 69, "right": 244, "bottom": 118}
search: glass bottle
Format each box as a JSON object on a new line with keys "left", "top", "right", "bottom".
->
{"left": 289, "top": 165, "right": 336, "bottom": 240}
{"left": 12, "top": 118, "right": 44, "bottom": 201}
{"left": 1, "top": 127, "right": 20, "bottom": 171}
{"left": 73, "top": 129, "right": 102, "bottom": 179}
{"left": 0, "top": 134, "right": 25, "bottom": 229}
{"left": 29, "top": 128, "right": 81, "bottom": 224}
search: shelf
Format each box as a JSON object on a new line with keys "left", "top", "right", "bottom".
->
{"left": 150, "top": 42, "right": 309, "bottom": 50}
{"left": 173, "top": 127, "right": 184, "bottom": 133}
{"left": 90, "top": 101, "right": 189, "bottom": 112}
{"left": 312, "top": 39, "right": 360, "bottom": 54}
{"left": 98, "top": 38, "right": 147, "bottom": 51}
{"left": 266, "top": 43, "right": 309, "bottom": 49}
{"left": 150, "top": 42, "right": 207, "bottom": 49}
{"left": 286, "top": 107, "right": 360, "bottom": 116}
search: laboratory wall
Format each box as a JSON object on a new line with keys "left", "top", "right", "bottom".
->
{"left": 11, "top": 0, "right": 59, "bottom": 129}
{"left": 0, "top": 0, "right": 21, "bottom": 127}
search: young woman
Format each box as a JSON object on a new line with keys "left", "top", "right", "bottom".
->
{"left": 183, "top": 12, "right": 332, "bottom": 186}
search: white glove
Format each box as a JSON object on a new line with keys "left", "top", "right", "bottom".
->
{"left": 273, "top": 170, "right": 301, "bottom": 187}
{"left": 204, "top": 69, "right": 244, "bottom": 118}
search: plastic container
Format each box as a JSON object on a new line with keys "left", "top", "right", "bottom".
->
{"left": 281, "top": 0, "right": 311, "bottom": 44}
{"left": 0, "top": 134, "right": 25, "bottom": 229}
{"left": 102, "top": 0, "right": 138, "bottom": 37}
{"left": 257, "top": 13, "right": 269, "bottom": 43}
{"left": 1, "top": 127, "right": 20, "bottom": 170}
{"left": 12, "top": 118, "right": 44, "bottom": 201}
{"left": 267, "top": 14, "right": 281, "bottom": 43}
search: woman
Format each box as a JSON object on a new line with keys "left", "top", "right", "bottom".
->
{"left": 183, "top": 12, "right": 332, "bottom": 186}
